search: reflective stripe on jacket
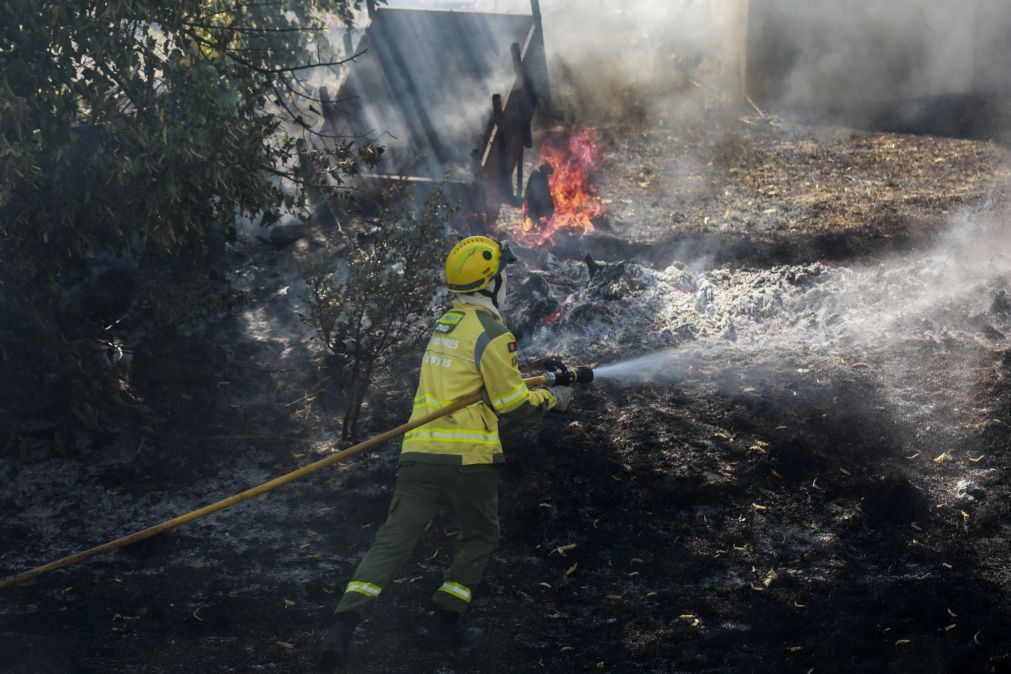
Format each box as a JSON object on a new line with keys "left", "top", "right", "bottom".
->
{"left": 401, "top": 300, "right": 557, "bottom": 465}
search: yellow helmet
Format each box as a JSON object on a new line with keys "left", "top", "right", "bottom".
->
{"left": 444, "top": 236, "right": 516, "bottom": 293}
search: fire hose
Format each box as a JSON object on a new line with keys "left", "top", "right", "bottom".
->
{"left": 0, "top": 365, "right": 593, "bottom": 591}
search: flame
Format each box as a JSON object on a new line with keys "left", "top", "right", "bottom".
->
{"left": 540, "top": 310, "right": 562, "bottom": 326}
{"left": 515, "top": 129, "right": 606, "bottom": 247}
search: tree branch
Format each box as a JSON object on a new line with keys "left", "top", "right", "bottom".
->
{"left": 180, "top": 26, "right": 366, "bottom": 76}
{"left": 180, "top": 21, "right": 326, "bottom": 35}
{"left": 229, "top": 47, "right": 367, "bottom": 74}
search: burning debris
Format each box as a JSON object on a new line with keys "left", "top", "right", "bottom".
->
{"left": 523, "top": 163, "right": 554, "bottom": 223}
{"left": 514, "top": 129, "right": 607, "bottom": 246}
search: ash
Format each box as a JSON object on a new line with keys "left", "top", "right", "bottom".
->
{"left": 507, "top": 214, "right": 1011, "bottom": 432}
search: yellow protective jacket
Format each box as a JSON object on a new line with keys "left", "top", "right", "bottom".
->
{"left": 401, "top": 300, "right": 557, "bottom": 465}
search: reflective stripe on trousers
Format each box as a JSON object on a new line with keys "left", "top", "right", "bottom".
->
{"left": 345, "top": 581, "right": 382, "bottom": 597}
{"left": 437, "top": 581, "right": 472, "bottom": 603}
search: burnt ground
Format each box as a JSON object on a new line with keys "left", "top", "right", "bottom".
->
{"left": 3, "top": 111, "right": 1011, "bottom": 674}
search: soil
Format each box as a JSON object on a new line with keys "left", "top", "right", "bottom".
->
{"left": 3, "top": 109, "right": 1011, "bottom": 674}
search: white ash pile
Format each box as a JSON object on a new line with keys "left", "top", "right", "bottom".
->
{"left": 505, "top": 243, "right": 833, "bottom": 364}
{"left": 504, "top": 214, "right": 1011, "bottom": 432}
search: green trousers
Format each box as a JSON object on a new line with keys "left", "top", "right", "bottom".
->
{"left": 335, "top": 461, "right": 500, "bottom": 619}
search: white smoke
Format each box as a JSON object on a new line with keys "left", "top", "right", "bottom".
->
{"left": 382, "top": 0, "right": 1007, "bottom": 126}
{"left": 373, "top": 0, "right": 722, "bottom": 128}
{"left": 750, "top": 0, "right": 995, "bottom": 125}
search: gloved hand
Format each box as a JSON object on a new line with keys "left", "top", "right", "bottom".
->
{"left": 551, "top": 386, "right": 573, "bottom": 411}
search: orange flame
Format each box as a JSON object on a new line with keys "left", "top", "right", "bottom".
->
{"left": 515, "top": 129, "right": 605, "bottom": 247}
{"left": 540, "top": 310, "right": 562, "bottom": 326}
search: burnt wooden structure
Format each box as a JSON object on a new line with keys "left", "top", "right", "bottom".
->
{"left": 307, "top": 0, "right": 550, "bottom": 228}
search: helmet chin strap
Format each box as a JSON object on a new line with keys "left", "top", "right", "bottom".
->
{"left": 480, "top": 272, "right": 506, "bottom": 309}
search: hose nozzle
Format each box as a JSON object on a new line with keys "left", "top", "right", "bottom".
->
{"left": 543, "top": 358, "right": 594, "bottom": 386}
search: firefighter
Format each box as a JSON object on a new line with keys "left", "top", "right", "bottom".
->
{"left": 318, "top": 236, "right": 573, "bottom": 673}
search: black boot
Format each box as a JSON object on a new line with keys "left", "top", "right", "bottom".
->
{"left": 318, "top": 612, "right": 359, "bottom": 674}
{"left": 430, "top": 607, "right": 461, "bottom": 644}
{"left": 429, "top": 608, "right": 486, "bottom": 650}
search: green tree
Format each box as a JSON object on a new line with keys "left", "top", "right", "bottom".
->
{"left": 0, "top": 1, "right": 378, "bottom": 450}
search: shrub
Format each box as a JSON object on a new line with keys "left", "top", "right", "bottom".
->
{"left": 0, "top": 1, "right": 377, "bottom": 451}
{"left": 304, "top": 186, "right": 455, "bottom": 441}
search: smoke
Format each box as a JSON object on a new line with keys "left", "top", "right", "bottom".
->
{"left": 748, "top": 0, "right": 1000, "bottom": 127}
{"left": 536, "top": 1, "right": 719, "bottom": 124}
{"left": 311, "top": 0, "right": 1011, "bottom": 182}
{"left": 386, "top": 1, "right": 1008, "bottom": 130}
{"left": 340, "top": 0, "right": 728, "bottom": 161}
{"left": 321, "top": 6, "right": 530, "bottom": 179}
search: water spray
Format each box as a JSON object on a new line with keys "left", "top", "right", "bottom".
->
{"left": 590, "top": 349, "right": 694, "bottom": 383}
{"left": 543, "top": 352, "right": 694, "bottom": 387}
